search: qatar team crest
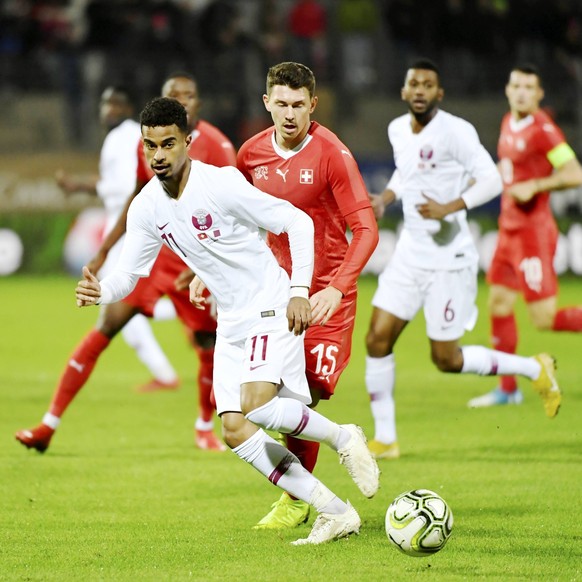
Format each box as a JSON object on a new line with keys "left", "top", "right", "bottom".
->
{"left": 419, "top": 145, "right": 434, "bottom": 161}
{"left": 192, "top": 209, "right": 213, "bottom": 231}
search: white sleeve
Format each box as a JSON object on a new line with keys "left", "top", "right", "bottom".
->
{"left": 216, "top": 167, "right": 314, "bottom": 289}
{"left": 282, "top": 208, "right": 314, "bottom": 289}
{"left": 99, "top": 197, "right": 162, "bottom": 303}
{"left": 450, "top": 121, "right": 502, "bottom": 209}
{"left": 96, "top": 132, "right": 138, "bottom": 202}
{"left": 386, "top": 168, "right": 404, "bottom": 199}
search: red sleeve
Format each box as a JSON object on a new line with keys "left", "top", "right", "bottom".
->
{"left": 330, "top": 206, "right": 378, "bottom": 295}
{"left": 535, "top": 118, "right": 567, "bottom": 156}
{"left": 136, "top": 140, "right": 152, "bottom": 183}
{"left": 206, "top": 138, "right": 237, "bottom": 168}
{"left": 236, "top": 142, "right": 254, "bottom": 183}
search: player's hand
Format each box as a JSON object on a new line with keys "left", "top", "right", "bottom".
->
{"left": 507, "top": 180, "right": 537, "bottom": 204}
{"left": 369, "top": 194, "right": 385, "bottom": 220}
{"left": 86, "top": 250, "right": 107, "bottom": 277}
{"left": 416, "top": 193, "right": 449, "bottom": 219}
{"left": 287, "top": 297, "right": 312, "bottom": 335}
{"left": 310, "top": 286, "right": 342, "bottom": 326}
{"left": 55, "top": 169, "right": 76, "bottom": 195}
{"left": 189, "top": 275, "right": 208, "bottom": 310}
{"left": 175, "top": 268, "right": 195, "bottom": 291}
{"left": 76, "top": 266, "right": 101, "bottom": 307}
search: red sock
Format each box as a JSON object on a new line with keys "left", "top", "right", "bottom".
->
{"left": 552, "top": 307, "right": 582, "bottom": 331}
{"left": 196, "top": 347, "right": 215, "bottom": 422}
{"left": 286, "top": 435, "right": 320, "bottom": 473}
{"left": 49, "top": 329, "right": 111, "bottom": 418}
{"left": 491, "top": 314, "right": 518, "bottom": 393}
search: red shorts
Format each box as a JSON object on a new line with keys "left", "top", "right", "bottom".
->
{"left": 123, "top": 246, "right": 217, "bottom": 332}
{"left": 487, "top": 223, "right": 558, "bottom": 303}
{"left": 304, "top": 290, "right": 357, "bottom": 399}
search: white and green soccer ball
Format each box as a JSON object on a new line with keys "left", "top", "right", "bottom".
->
{"left": 385, "top": 489, "right": 453, "bottom": 557}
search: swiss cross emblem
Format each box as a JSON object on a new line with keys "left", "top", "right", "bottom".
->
{"left": 299, "top": 169, "right": 313, "bottom": 184}
{"left": 254, "top": 165, "right": 269, "bottom": 180}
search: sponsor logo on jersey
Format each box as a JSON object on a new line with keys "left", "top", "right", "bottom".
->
{"left": 276, "top": 168, "right": 289, "bottom": 182}
{"left": 157, "top": 222, "right": 169, "bottom": 230}
{"left": 261, "top": 310, "right": 275, "bottom": 317}
{"left": 254, "top": 165, "right": 269, "bottom": 180}
{"left": 192, "top": 209, "right": 213, "bottom": 231}
{"left": 299, "top": 169, "right": 313, "bottom": 184}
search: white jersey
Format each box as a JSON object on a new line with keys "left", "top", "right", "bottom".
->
{"left": 99, "top": 161, "right": 314, "bottom": 341}
{"left": 96, "top": 118, "right": 141, "bottom": 232}
{"left": 387, "top": 109, "right": 497, "bottom": 270}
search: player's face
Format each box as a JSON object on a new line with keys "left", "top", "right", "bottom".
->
{"left": 401, "top": 69, "right": 443, "bottom": 118}
{"left": 505, "top": 71, "right": 544, "bottom": 118}
{"left": 141, "top": 125, "right": 191, "bottom": 183}
{"left": 99, "top": 88, "right": 132, "bottom": 130}
{"left": 263, "top": 85, "right": 317, "bottom": 150}
{"left": 162, "top": 77, "right": 201, "bottom": 131}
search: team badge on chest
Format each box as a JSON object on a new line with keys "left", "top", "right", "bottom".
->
{"left": 192, "top": 209, "right": 221, "bottom": 240}
{"left": 299, "top": 169, "right": 313, "bottom": 184}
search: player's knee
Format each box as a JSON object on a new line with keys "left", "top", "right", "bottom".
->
{"left": 220, "top": 412, "right": 248, "bottom": 449}
{"left": 488, "top": 293, "right": 513, "bottom": 317}
{"left": 193, "top": 330, "right": 216, "bottom": 350}
{"left": 366, "top": 328, "right": 391, "bottom": 358}
{"left": 529, "top": 310, "right": 554, "bottom": 331}
{"left": 431, "top": 350, "right": 462, "bottom": 373}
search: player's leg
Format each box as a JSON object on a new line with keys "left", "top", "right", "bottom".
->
{"left": 223, "top": 411, "right": 361, "bottom": 545}
{"left": 215, "top": 336, "right": 363, "bottom": 545}
{"left": 365, "top": 254, "right": 421, "bottom": 459}
{"left": 15, "top": 301, "right": 138, "bottom": 452}
{"left": 431, "top": 339, "right": 560, "bottom": 418}
{"left": 169, "top": 287, "right": 224, "bottom": 451}
{"left": 471, "top": 228, "right": 523, "bottom": 407}
{"left": 365, "top": 307, "right": 407, "bottom": 459}
{"left": 256, "top": 300, "right": 357, "bottom": 529}
{"left": 121, "top": 313, "right": 180, "bottom": 390}
{"left": 527, "top": 295, "right": 582, "bottom": 332}
{"left": 425, "top": 264, "right": 560, "bottom": 417}
{"left": 468, "top": 283, "right": 522, "bottom": 407}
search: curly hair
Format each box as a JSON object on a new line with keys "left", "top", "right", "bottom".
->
{"left": 140, "top": 97, "right": 188, "bottom": 133}
{"left": 266, "top": 62, "right": 316, "bottom": 99}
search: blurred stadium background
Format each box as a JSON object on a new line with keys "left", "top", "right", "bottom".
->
{"left": 1, "top": 0, "right": 581, "bottom": 275}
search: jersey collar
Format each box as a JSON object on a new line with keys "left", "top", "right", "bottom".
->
{"left": 271, "top": 129, "right": 313, "bottom": 160}
{"left": 509, "top": 114, "right": 534, "bottom": 132}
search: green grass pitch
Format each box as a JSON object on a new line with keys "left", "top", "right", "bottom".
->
{"left": 1, "top": 274, "right": 581, "bottom": 581}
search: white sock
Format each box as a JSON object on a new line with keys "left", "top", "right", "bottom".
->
{"left": 245, "top": 397, "right": 350, "bottom": 450}
{"left": 121, "top": 314, "right": 178, "bottom": 383}
{"left": 153, "top": 297, "right": 177, "bottom": 321}
{"left": 461, "top": 346, "right": 541, "bottom": 379}
{"left": 194, "top": 418, "right": 214, "bottom": 432}
{"left": 233, "top": 429, "right": 347, "bottom": 514}
{"left": 42, "top": 412, "right": 61, "bottom": 430}
{"left": 365, "top": 354, "right": 397, "bottom": 444}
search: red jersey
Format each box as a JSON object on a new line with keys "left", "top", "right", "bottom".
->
{"left": 136, "top": 119, "right": 236, "bottom": 267}
{"left": 237, "top": 122, "right": 378, "bottom": 296}
{"left": 497, "top": 110, "right": 565, "bottom": 230}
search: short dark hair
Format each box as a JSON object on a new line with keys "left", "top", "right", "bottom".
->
{"left": 510, "top": 63, "right": 542, "bottom": 87}
{"left": 266, "top": 62, "right": 316, "bottom": 99}
{"left": 140, "top": 97, "right": 188, "bottom": 133}
{"left": 101, "top": 85, "right": 134, "bottom": 106}
{"left": 163, "top": 71, "right": 197, "bottom": 86}
{"left": 407, "top": 58, "right": 441, "bottom": 85}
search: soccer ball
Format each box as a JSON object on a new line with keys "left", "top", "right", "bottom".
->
{"left": 385, "top": 489, "right": 453, "bottom": 557}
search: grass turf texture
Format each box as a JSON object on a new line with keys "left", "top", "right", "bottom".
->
{"left": 2, "top": 274, "right": 581, "bottom": 581}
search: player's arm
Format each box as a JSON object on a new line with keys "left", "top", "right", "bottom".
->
{"left": 86, "top": 177, "right": 147, "bottom": 275}
{"left": 55, "top": 169, "right": 99, "bottom": 196}
{"left": 509, "top": 146, "right": 582, "bottom": 203}
{"left": 370, "top": 187, "right": 397, "bottom": 219}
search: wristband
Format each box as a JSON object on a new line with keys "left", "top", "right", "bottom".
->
{"left": 290, "top": 286, "right": 309, "bottom": 299}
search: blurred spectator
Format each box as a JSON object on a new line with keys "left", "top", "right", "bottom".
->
{"left": 287, "top": 0, "right": 328, "bottom": 80}
{"left": 337, "top": 0, "right": 379, "bottom": 92}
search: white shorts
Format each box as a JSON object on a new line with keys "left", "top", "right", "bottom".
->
{"left": 372, "top": 250, "right": 478, "bottom": 341}
{"left": 213, "top": 312, "right": 311, "bottom": 415}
